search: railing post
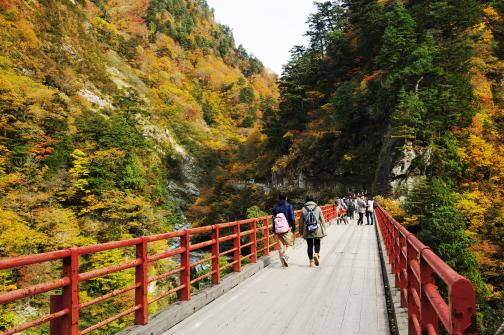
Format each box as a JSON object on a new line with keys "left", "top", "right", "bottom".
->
{"left": 377, "top": 210, "right": 386, "bottom": 251}
{"left": 383, "top": 212, "right": 392, "bottom": 257}
{"left": 294, "top": 214, "right": 299, "bottom": 238}
{"left": 233, "top": 223, "right": 241, "bottom": 272}
{"left": 388, "top": 218, "right": 395, "bottom": 259}
{"left": 399, "top": 234, "right": 408, "bottom": 307}
{"left": 393, "top": 227, "right": 400, "bottom": 288}
{"left": 382, "top": 211, "right": 393, "bottom": 259}
{"left": 212, "top": 226, "right": 220, "bottom": 284}
{"left": 407, "top": 241, "right": 421, "bottom": 335}
{"left": 419, "top": 252, "right": 439, "bottom": 335}
{"left": 294, "top": 213, "right": 302, "bottom": 237}
{"left": 376, "top": 210, "right": 384, "bottom": 244}
{"left": 251, "top": 220, "right": 257, "bottom": 263}
{"left": 263, "top": 218, "right": 269, "bottom": 256}
{"left": 450, "top": 278, "right": 477, "bottom": 334}
{"left": 52, "top": 248, "right": 79, "bottom": 335}
{"left": 180, "top": 230, "right": 191, "bottom": 301}
{"left": 135, "top": 237, "right": 148, "bottom": 325}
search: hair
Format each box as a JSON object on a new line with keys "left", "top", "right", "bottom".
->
{"left": 305, "top": 194, "right": 315, "bottom": 203}
{"left": 278, "top": 192, "right": 287, "bottom": 201}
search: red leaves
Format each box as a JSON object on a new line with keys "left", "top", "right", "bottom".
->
{"left": 31, "top": 136, "right": 59, "bottom": 160}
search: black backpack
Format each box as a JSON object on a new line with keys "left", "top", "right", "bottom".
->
{"left": 304, "top": 206, "right": 319, "bottom": 232}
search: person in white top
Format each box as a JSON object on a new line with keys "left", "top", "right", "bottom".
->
{"left": 366, "top": 197, "right": 375, "bottom": 225}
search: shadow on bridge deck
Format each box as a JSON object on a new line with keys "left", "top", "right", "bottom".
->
{"left": 163, "top": 220, "right": 390, "bottom": 335}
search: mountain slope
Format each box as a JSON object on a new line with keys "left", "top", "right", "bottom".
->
{"left": 0, "top": 0, "right": 278, "bottom": 331}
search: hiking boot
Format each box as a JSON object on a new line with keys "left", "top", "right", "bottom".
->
{"left": 309, "top": 260, "right": 315, "bottom": 268}
{"left": 281, "top": 255, "right": 288, "bottom": 267}
{"left": 314, "top": 253, "right": 320, "bottom": 266}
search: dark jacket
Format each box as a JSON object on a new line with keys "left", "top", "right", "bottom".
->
{"left": 272, "top": 200, "right": 296, "bottom": 233}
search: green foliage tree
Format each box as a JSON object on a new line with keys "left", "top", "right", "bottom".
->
{"left": 246, "top": 205, "right": 268, "bottom": 219}
{"left": 378, "top": 0, "right": 416, "bottom": 71}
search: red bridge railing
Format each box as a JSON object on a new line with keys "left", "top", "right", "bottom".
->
{"left": 375, "top": 204, "right": 477, "bottom": 335}
{"left": 0, "top": 205, "right": 337, "bottom": 335}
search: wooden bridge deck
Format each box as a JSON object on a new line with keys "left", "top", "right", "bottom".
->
{"left": 163, "top": 220, "right": 390, "bottom": 335}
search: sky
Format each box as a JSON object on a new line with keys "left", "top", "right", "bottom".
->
{"left": 206, "top": 0, "right": 317, "bottom": 75}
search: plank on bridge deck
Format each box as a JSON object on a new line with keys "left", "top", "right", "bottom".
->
{"left": 163, "top": 220, "right": 390, "bottom": 335}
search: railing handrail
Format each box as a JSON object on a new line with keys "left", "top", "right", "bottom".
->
{"left": 0, "top": 204, "right": 339, "bottom": 335}
{"left": 377, "top": 206, "right": 469, "bottom": 287}
{"left": 375, "top": 203, "right": 477, "bottom": 335}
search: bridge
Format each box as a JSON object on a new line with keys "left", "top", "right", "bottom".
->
{"left": 0, "top": 205, "right": 477, "bottom": 335}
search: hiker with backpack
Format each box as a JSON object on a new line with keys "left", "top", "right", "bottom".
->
{"left": 272, "top": 192, "right": 295, "bottom": 267}
{"left": 300, "top": 195, "right": 327, "bottom": 267}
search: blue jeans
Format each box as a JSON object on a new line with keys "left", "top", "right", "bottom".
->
{"left": 366, "top": 211, "right": 374, "bottom": 225}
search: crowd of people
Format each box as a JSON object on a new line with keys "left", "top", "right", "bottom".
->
{"left": 335, "top": 194, "right": 376, "bottom": 226}
{"left": 271, "top": 192, "right": 376, "bottom": 269}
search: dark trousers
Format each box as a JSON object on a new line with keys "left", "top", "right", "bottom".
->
{"left": 357, "top": 212, "right": 364, "bottom": 225}
{"left": 306, "top": 238, "right": 321, "bottom": 260}
{"left": 366, "top": 211, "right": 374, "bottom": 225}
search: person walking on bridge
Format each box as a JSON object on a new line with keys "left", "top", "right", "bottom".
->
{"left": 366, "top": 196, "right": 375, "bottom": 225}
{"left": 356, "top": 195, "right": 367, "bottom": 225}
{"left": 336, "top": 198, "right": 347, "bottom": 224}
{"left": 300, "top": 195, "right": 327, "bottom": 267}
{"left": 347, "top": 196, "right": 355, "bottom": 221}
{"left": 272, "top": 192, "right": 295, "bottom": 267}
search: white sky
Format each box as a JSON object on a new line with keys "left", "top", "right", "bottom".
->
{"left": 206, "top": 0, "right": 317, "bottom": 75}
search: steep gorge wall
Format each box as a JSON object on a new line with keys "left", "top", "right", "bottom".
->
{"left": 0, "top": 0, "right": 279, "bottom": 330}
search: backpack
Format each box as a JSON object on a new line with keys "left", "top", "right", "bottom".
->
{"left": 304, "top": 206, "right": 319, "bottom": 233}
{"left": 274, "top": 213, "right": 290, "bottom": 234}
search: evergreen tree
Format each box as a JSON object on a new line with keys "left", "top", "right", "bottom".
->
{"left": 342, "top": 0, "right": 386, "bottom": 64}
{"left": 378, "top": 0, "right": 417, "bottom": 71}
{"left": 305, "top": 1, "right": 344, "bottom": 55}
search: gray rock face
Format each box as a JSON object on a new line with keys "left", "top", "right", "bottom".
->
{"left": 373, "top": 129, "right": 429, "bottom": 199}
{"left": 267, "top": 125, "right": 430, "bottom": 199}
{"left": 373, "top": 126, "right": 401, "bottom": 196}
{"left": 388, "top": 141, "right": 426, "bottom": 199}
